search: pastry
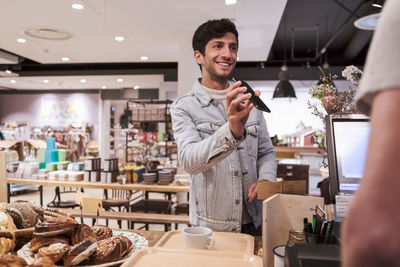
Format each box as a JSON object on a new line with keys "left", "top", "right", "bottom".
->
{"left": 37, "top": 243, "right": 70, "bottom": 263}
{"left": 63, "top": 240, "right": 97, "bottom": 266}
{"left": 0, "top": 254, "right": 27, "bottom": 267}
{"left": 71, "top": 224, "right": 92, "bottom": 245}
{"left": 91, "top": 236, "right": 122, "bottom": 264}
{"left": 0, "top": 212, "right": 9, "bottom": 229}
{"left": 6, "top": 202, "right": 40, "bottom": 229}
{"left": 27, "top": 256, "right": 57, "bottom": 267}
{"left": 30, "top": 236, "right": 69, "bottom": 253}
{"left": 0, "top": 237, "right": 15, "bottom": 255}
{"left": 89, "top": 225, "right": 112, "bottom": 242}
{"left": 34, "top": 218, "right": 78, "bottom": 237}
{"left": 116, "top": 235, "right": 133, "bottom": 256}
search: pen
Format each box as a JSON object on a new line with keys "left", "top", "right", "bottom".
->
{"left": 312, "top": 215, "right": 316, "bottom": 233}
{"left": 303, "top": 218, "right": 308, "bottom": 232}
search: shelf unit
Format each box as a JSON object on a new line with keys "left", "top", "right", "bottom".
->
{"left": 125, "top": 99, "right": 174, "bottom": 163}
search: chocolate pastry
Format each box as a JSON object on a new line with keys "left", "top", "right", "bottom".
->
{"left": 27, "top": 256, "right": 57, "bottom": 267}
{"left": 37, "top": 243, "right": 69, "bottom": 263}
{"left": 6, "top": 201, "right": 40, "bottom": 229}
{"left": 34, "top": 218, "right": 78, "bottom": 237}
{"left": 0, "top": 237, "right": 15, "bottom": 255}
{"left": 63, "top": 240, "right": 97, "bottom": 266}
{"left": 89, "top": 225, "right": 112, "bottom": 242}
{"left": 71, "top": 224, "right": 92, "bottom": 245}
{"left": 30, "top": 236, "right": 69, "bottom": 253}
{"left": 112, "top": 235, "right": 133, "bottom": 256}
{"left": 0, "top": 254, "right": 27, "bottom": 267}
{"left": 91, "top": 236, "right": 123, "bottom": 264}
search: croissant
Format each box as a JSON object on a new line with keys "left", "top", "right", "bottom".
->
{"left": 71, "top": 224, "right": 92, "bottom": 245}
{"left": 37, "top": 243, "right": 70, "bottom": 263}
{"left": 30, "top": 236, "right": 69, "bottom": 253}
{"left": 89, "top": 225, "right": 112, "bottom": 242}
{"left": 0, "top": 254, "right": 27, "bottom": 267}
{"left": 0, "top": 237, "right": 15, "bottom": 255}
{"left": 34, "top": 218, "right": 78, "bottom": 237}
{"left": 63, "top": 240, "right": 97, "bottom": 266}
{"left": 27, "top": 256, "right": 57, "bottom": 267}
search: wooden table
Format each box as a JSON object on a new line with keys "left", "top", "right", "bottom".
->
{"left": 4, "top": 178, "right": 189, "bottom": 205}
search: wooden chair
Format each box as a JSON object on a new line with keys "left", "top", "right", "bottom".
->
{"left": 102, "top": 189, "right": 132, "bottom": 228}
{"left": 47, "top": 187, "right": 80, "bottom": 209}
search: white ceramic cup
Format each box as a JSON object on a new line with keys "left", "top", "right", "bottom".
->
{"left": 182, "top": 227, "right": 215, "bottom": 249}
{"left": 273, "top": 245, "right": 286, "bottom": 267}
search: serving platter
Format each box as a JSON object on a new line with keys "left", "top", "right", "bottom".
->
{"left": 17, "top": 230, "right": 148, "bottom": 266}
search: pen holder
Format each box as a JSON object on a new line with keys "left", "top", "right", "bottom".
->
{"left": 304, "top": 232, "right": 324, "bottom": 244}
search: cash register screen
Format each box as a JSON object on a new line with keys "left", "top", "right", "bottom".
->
{"left": 325, "top": 114, "right": 370, "bottom": 200}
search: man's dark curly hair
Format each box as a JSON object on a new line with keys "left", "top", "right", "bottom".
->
{"left": 192, "top": 18, "right": 238, "bottom": 55}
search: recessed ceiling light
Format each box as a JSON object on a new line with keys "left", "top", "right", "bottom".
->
{"left": 10, "top": 80, "right": 16, "bottom": 84}
{"left": 115, "top": 36, "right": 125, "bottom": 42}
{"left": 72, "top": 3, "right": 84, "bottom": 10}
{"left": 43, "top": 79, "right": 49, "bottom": 83}
{"left": 140, "top": 56, "right": 149, "bottom": 61}
{"left": 17, "top": 38, "right": 26, "bottom": 43}
{"left": 372, "top": 3, "right": 383, "bottom": 8}
{"left": 61, "top": 57, "right": 70, "bottom": 62}
{"left": 101, "top": 85, "right": 107, "bottom": 89}
{"left": 134, "top": 85, "right": 140, "bottom": 90}
{"left": 80, "top": 79, "right": 86, "bottom": 83}
{"left": 225, "top": 0, "right": 237, "bottom": 5}
{"left": 5, "top": 70, "right": 12, "bottom": 74}
{"left": 117, "top": 78, "right": 124, "bottom": 83}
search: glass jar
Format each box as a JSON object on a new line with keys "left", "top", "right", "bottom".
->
{"left": 287, "top": 229, "right": 306, "bottom": 246}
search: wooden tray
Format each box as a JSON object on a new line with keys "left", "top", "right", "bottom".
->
{"left": 121, "top": 247, "right": 262, "bottom": 267}
{"left": 154, "top": 230, "right": 254, "bottom": 255}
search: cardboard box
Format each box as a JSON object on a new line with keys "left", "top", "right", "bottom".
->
{"left": 257, "top": 180, "right": 307, "bottom": 200}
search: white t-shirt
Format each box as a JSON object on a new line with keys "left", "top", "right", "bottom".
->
{"left": 355, "top": 0, "right": 400, "bottom": 115}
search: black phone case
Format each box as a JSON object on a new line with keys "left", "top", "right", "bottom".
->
{"left": 240, "top": 80, "right": 271, "bottom": 113}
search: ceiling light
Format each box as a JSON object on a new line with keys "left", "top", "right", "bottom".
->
{"left": 140, "top": 56, "right": 149, "bottom": 61}
{"left": 115, "top": 36, "right": 125, "bottom": 42}
{"left": 117, "top": 78, "right": 124, "bottom": 83}
{"left": 5, "top": 70, "right": 12, "bottom": 74}
{"left": 10, "top": 80, "right": 16, "bottom": 84}
{"left": 225, "top": 0, "right": 237, "bottom": 5}
{"left": 354, "top": 13, "right": 381, "bottom": 30}
{"left": 17, "top": 38, "right": 26, "bottom": 43}
{"left": 101, "top": 85, "right": 107, "bottom": 89}
{"left": 61, "top": 57, "right": 70, "bottom": 62}
{"left": 80, "top": 79, "right": 86, "bottom": 83}
{"left": 72, "top": 3, "right": 84, "bottom": 10}
{"left": 372, "top": 3, "right": 383, "bottom": 8}
{"left": 43, "top": 79, "right": 49, "bottom": 83}
{"left": 272, "top": 71, "right": 296, "bottom": 99}
{"left": 134, "top": 85, "right": 140, "bottom": 90}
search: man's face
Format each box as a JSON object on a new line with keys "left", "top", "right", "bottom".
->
{"left": 195, "top": 32, "right": 238, "bottom": 82}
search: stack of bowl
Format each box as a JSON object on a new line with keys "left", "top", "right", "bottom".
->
{"left": 158, "top": 169, "right": 174, "bottom": 185}
{"left": 142, "top": 172, "right": 157, "bottom": 184}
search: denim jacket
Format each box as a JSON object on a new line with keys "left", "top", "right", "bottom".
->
{"left": 170, "top": 80, "right": 277, "bottom": 232}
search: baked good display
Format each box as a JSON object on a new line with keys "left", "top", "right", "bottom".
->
{"left": 29, "top": 236, "right": 69, "bottom": 254}
{"left": 89, "top": 225, "right": 113, "bottom": 242}
{"left": 0, "top": 254, "right": 27, "bottom": 267}
{"left": 0, "top": 237, "right": 15, "bottom": 255}
{"left": 27, "top": 256, "right": 57, "bottom": 267}
{"left": 37, "top": 243, "right": 69, "bottom": 263}
{"left": 71, "top": 224, "right": 92, "bottom": 245}
{"left": 34, "top": 218, "right": 78, "bottom": 237}
{"left": 63, "top": 240, "right": 97, "bottom": 266}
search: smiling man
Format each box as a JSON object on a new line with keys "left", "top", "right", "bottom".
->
{"left": 170, "top": 19, "right": 276, "bottom": 235}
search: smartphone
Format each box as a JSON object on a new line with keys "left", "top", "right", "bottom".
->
{"left": 232, "top": 78, "right": 271, "bottom": 113}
